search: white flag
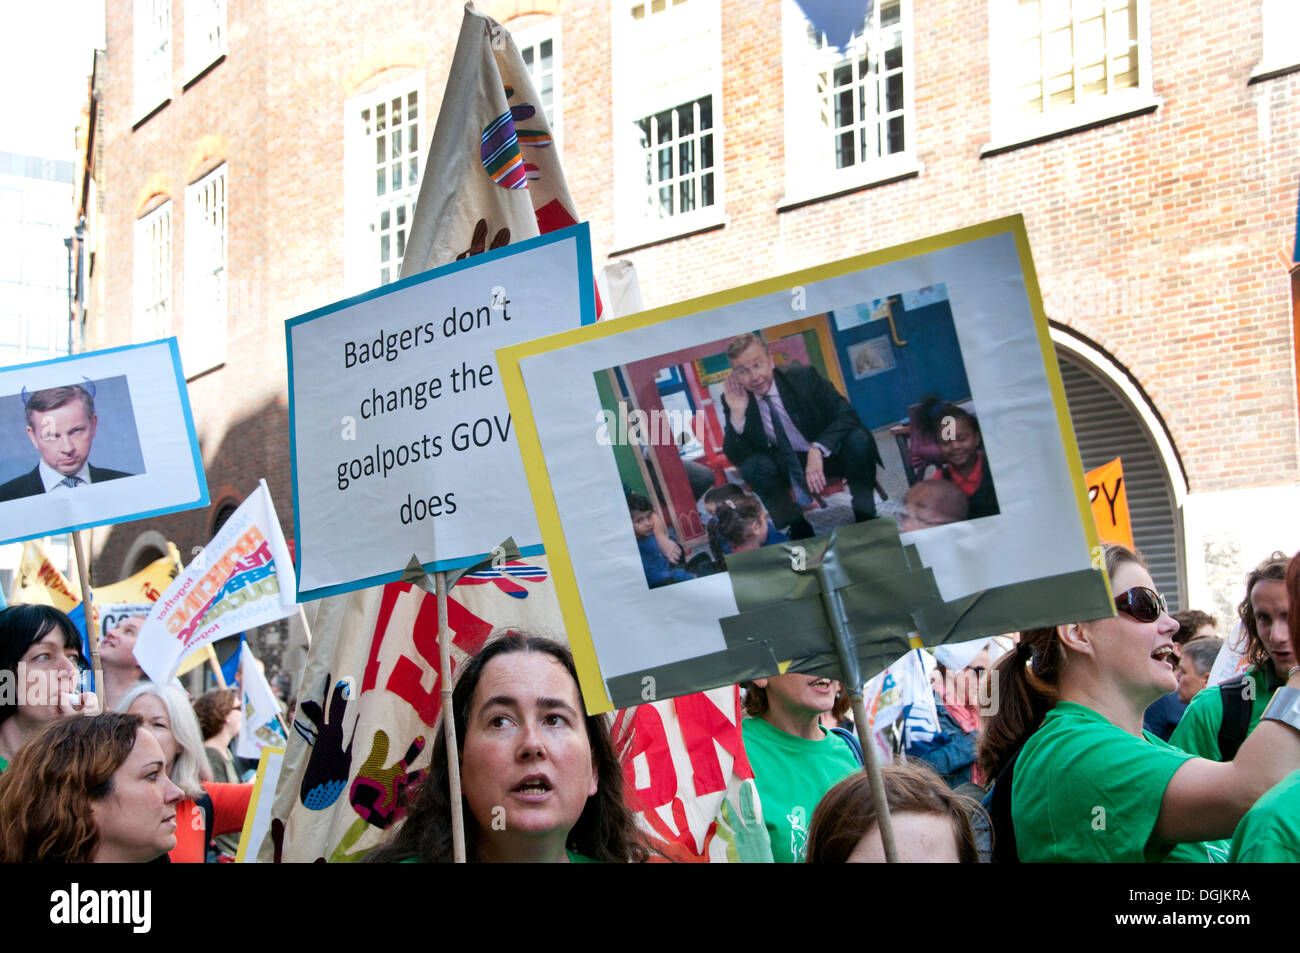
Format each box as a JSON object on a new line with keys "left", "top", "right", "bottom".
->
{"left": 135, "top": 480, "right": 297, "bottom": 683}
{"left": 236, "top": 641, "right": 288, "bottom": 759}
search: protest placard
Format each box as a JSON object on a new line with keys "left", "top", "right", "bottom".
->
{"left": 0, "top": 339, "right": 207, "bottom": 544}
{"left": 1087, "top": 456, "right": 1134, "bottom": 547}
{"left": 286, "top": 224, "right": 595, "bottom": 600}
{"left": 499, "top": 217, "right": 1113, "bottom": 712}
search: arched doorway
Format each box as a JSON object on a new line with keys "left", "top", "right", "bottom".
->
{"left": 1052, "top": 326, "right": 1188, "bottom": 609}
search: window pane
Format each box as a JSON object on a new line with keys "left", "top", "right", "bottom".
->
{"left": 541, "top": 39, "right": 552, "bottom": 67}
{"left": 887, "top": 115, "right": 904, "bottom": 153}
{"left": 522, "top": 46, "right": 534, "bottom": 67}
{"left": 701, "top": 133, "right": 713, "bottom": 169}
{"left": 701, "top": 172, "right": 713, "bottom": 207}
{"left": 408, "top": 91, "right": 418, "bottom": 120}
{"left": 836, "top": 130, "right": 854, "bottom": 168}
{"left": 376, "top": 169, "right": 386, "bottom": 197}
{"left": 679, "top": 177, "right": 695, "bottom": 213}
{"left": 381, "top": 234, "right": 390, "bottom": 263}
{"left": 397, "top": 205, "right": 406, "bottom": 226}
{"left": 380, "top": 209, "right": 390, "bottom": 230}
{"left": 698, "top": 96, "right": 712, "bottom": 129}
{"left": 658, "top": 146, "right": 672, "bottom": 182}
{"left": 409, "top": 122, "right": 418, "bottom": 154}
{"left": 886, "top": 72, "right": 904, "bottom": 112}
{"left": 884, "top": 45, "right": 902, "bottom": 71}
{"left": 834, "top": 88, "right": 854, "bottom": 129}
{"left": 881, "top": 0, "right": 901, "bottom": 28}
{"left": 658, "top": 185, "right": 672, "bottom": 216}
{"left": 376, "top": 134, "right": 385, "bottom": 165}
{"left": 655, "top": 109, "right": 673, "bottom": 143}
{"left": 679, "top": 139, "right": 695, "bottom": 174}
{"left": 676, "top": 102, "right": 694, "bottom": 135}
{"left": 376, "top": 101, "right": 386, "bottom": 130}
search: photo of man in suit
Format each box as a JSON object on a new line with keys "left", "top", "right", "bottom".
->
{"left": 721, "top": 333, "right": 881, "bottom": 540}
{"left": 0, "top": 383, "right": 135, "bottom": 502}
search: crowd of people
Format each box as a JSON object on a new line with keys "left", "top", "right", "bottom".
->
{"left": 1, "top": 541, "right": 1297, "bottom": 863}
{"left": 0, "top": 603, "right": 254, "bottom": 863}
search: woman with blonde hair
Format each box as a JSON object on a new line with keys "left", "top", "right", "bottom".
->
{"left": 118, "top": 681, "right": 253, "bottom": 862}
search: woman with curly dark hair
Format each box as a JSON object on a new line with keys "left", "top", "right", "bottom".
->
{"left": 369, "top": 632, "right": 649, "bottom": 863}
{"left": 0, "top": 712, "right": 182, "bottom": 862}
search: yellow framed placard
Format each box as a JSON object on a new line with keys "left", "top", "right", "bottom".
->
{"left": 498, "top": 217, "right": 1105, "bottom": 713}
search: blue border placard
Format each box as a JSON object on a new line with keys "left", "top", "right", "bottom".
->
{"left": 286, "top": 222, "right": 596, "bottom": 602}
{"left": 0, "top": 337, "right": 210, "bottom": 545}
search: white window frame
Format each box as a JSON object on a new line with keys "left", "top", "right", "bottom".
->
{"left": 133, "top": 201, "right": 171, "bottom": 344}
{"left": 984, "top": 0, "right": 1159, "bottom": 155}
{"left": 184, "top": 0, "right": 227, "bottom": 82}
{"left": 780, "top": 0, "right": 918, "bottom": 206}
{"left": 512, "top": 19, "right": 563, "bottom": 154}
{"left": 134, "top": 0, "right": 172, "bottom": 120}
{"left": 1251, "top": 0, "right": 1300, "bottom": 81}
{"left": 343, "top": 73, "right": 425, "bottom": 295}
{"left": 183, "top": 165, "right": 227, "bottom": 376}
{"left": 612, "top": 0, "right": 725, "bottom": 249}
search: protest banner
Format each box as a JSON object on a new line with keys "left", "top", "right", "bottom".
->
{"left": 1087, "top": 457, "right": 1134, "bottom": 547}
{"left": 286, "top": 224, "right": 595, "bottom": 600}
{"left": 499, "top": 217, "right": 1114, "bottom": 715}
{"left": 263, "top": 5, "right": 597, "bottom": 863}
{"left": 134, "top": 481, "right": 297, "bottom": 684}
{"left": 234, "top": 641, "right": 288, "bottom": 758}
{"left": 612, "top": 686, "right": 769, "bottom": 862}
{"left": 10, "top": 539, "right": 184, "bottom": 690}
{"left": 0, "top": 339, "right": 207, "bottom": 545}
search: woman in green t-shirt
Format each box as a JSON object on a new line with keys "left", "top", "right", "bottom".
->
{"left": 368, "top": 632, "right": 649, "bottom": 863}
{"left": 978, "top": 543, "right": 1300, "bottom": 863}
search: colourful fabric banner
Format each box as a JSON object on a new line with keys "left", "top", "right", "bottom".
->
{"left": 261, "top": 3, "right": 592, "bottom": 863}
{"left": 134, "top": 481, "right": 296, "bottom": 684}
{"left": 612, "top": 686, "right": 765, "bottom": 862}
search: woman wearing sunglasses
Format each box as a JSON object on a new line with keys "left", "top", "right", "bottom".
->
{"left": 979, "top": 543, "right": 1300, "bottom": 862}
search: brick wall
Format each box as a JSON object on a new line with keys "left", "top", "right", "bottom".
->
{"left": 89, "top": 0, "right": 1300, "bottom": 588}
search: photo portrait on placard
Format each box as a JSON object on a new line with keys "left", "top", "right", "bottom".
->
{"left": 598, "top": 284, "right": 1000, "bottom": 592}
{"left": 0, "top": 375, "right": 146, "bottom": 502}
{"left": 0, "top": 339, "right": 208, "bottom": 544}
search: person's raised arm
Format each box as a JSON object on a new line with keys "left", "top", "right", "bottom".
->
{"left": 1155, "top": 670, "right": 1300, "bottom": 843}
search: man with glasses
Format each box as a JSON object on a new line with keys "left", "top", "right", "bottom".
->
{"left": 1170, "top": 553, "right": 1294, "bottom": 761}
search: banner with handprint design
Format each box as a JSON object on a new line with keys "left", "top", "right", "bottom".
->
{"left": 612, "top": 686, "right": 772, "bottom": 863}
{"left": 260, "top": 561, "right": 565, "bottom": 862}
{"left": 259, "top": 2, "right": 598, "bottom": 863}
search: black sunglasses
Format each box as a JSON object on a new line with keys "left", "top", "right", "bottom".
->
{"left": 1114, "top": 586, "right": 1168, "bottom": 623}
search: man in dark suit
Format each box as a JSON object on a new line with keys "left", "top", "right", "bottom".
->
{"left": 721, "top": 333, "right": 880, "bottom": 540}
{"left": 0, "top": 384, "right": 133, "bottom": 502}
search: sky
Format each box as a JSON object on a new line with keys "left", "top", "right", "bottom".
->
{"left": 0, "top": 1, "right": 106, "bottom": 160}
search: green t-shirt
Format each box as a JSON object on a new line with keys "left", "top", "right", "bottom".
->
{"left": 1229, "top": 770, "right": 1300, "bottom": 862}
{"left": 741, "top": 716, "right": 860, "bottom": 863}
{"left": 0, "top": 755, "right": 7, "bottom": 774}
{"left": 1168, "top": 665, "right": 1282, "bottom": 761}
{"left": 1013, "top": 701, "right": 1230, "bottom": 863}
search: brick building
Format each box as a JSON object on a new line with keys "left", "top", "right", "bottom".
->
{"left": 78, "top": 0, "right": 1299, "bottom": 666}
